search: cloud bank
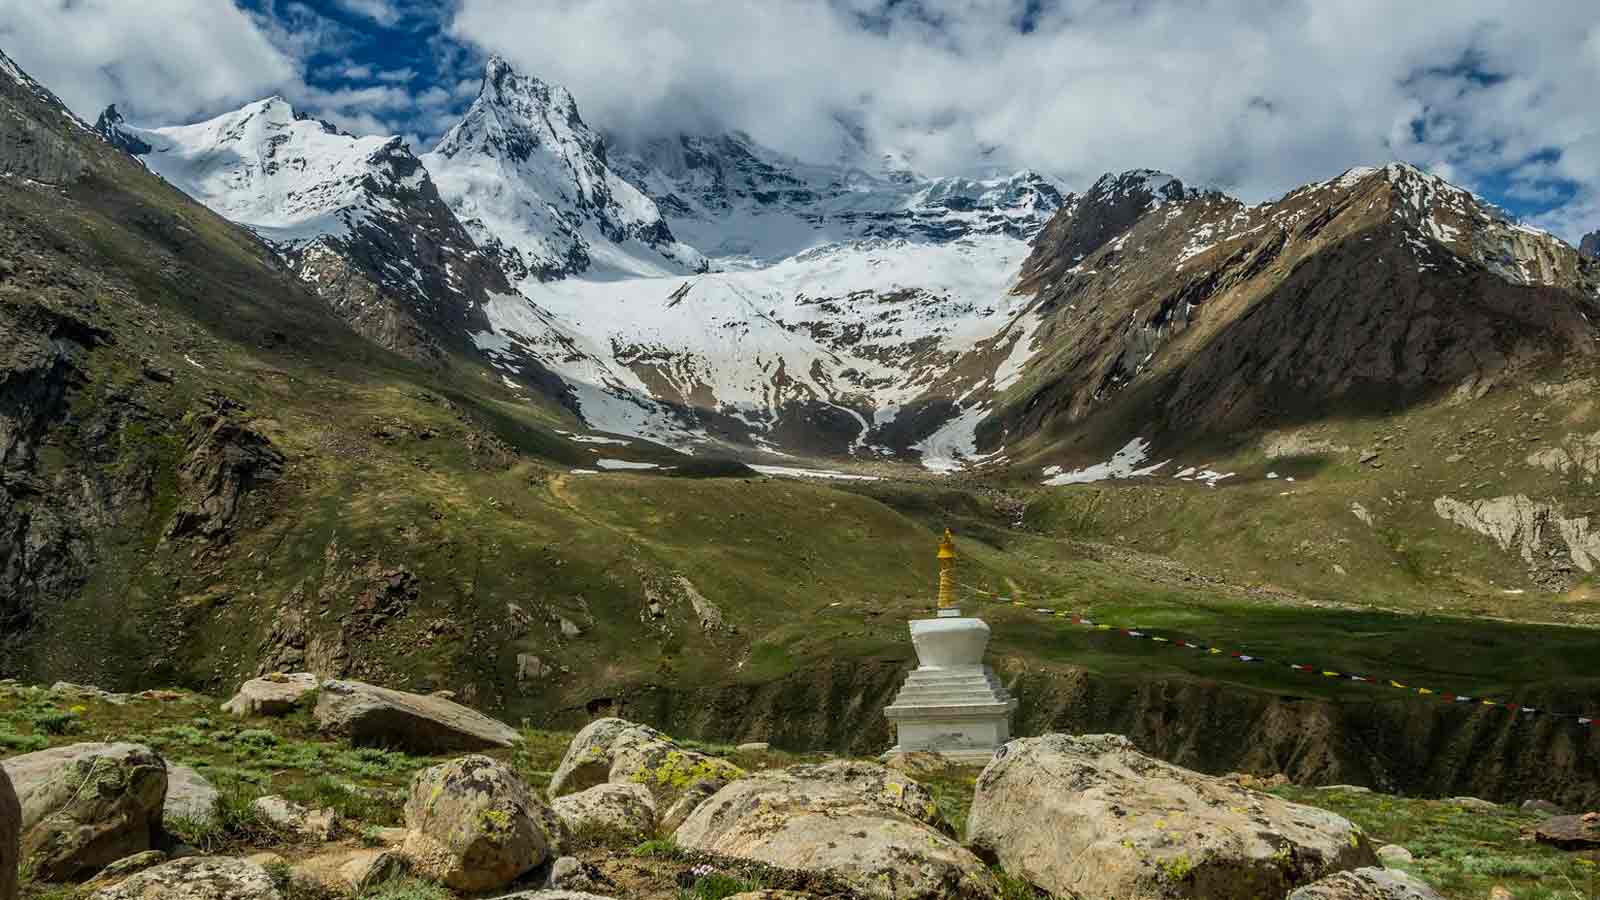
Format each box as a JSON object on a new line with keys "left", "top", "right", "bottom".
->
{"left": 450, "top": 0, "right": 1600, "bottom": 238}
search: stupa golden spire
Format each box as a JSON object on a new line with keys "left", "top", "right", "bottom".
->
{"left": 937, "top": 528, "right": 957, "bottom": 610}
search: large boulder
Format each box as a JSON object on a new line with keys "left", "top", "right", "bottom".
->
{"left": 162, "top": 766, "right": 219, "bottom": 831}
{"left": 2, "top": 742, "right": 167, "bottom": 882}
{"left": 967, "top": 734, "right": 1376, "bottom": 900}
{"left": 549, "top": 718, "right": 742, "bottom": 806}
{"left": 401, "top": 755, "right": 554, "bottom": 891}
{"left": 1288, "top": 867, "right": 1445, "bottom": 900}
{"left": 1534, "top": 812, "right": 1600, "bottom": 849}
{"left": 313, "top": 679, "right": 520, "bottom": 753}
{"left": 87, "top": 856, "right": 281, "bottom": 899}
{"left": 550, "top": 783, "right": 656, "bottom": 842}
{"left": 0, "top": 765, "right": 17, "bottom": 900}
{"left": 221, "top": 673, "right": 318, "bottom": 718}
{"left": 675, "top": 760, "right": 998, "bottom": 900}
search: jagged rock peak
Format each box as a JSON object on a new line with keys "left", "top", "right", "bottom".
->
{"left": 1580, "top": 230, "right": 1600, "bottom": 259}
{"left": 1086, "top": 169, "right": 1199, "bottom": 207}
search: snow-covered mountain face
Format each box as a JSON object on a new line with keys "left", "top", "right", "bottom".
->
{"left": 97, "top": 97, "right": 507, "bottom": 361}
{"left": 432, "top": 58, "right": 1071, "bottom": 463}
{"left": 609, "top": 131, "right": 1065, "bottom": 266}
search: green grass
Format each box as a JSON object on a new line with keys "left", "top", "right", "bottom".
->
{"left": 1275, "top": 787, "right": 1599, "bottom": 899}
{"left": 677, "top": 872, "right": 763, "bottom": 900}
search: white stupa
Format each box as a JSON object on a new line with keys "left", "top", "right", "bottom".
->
{"left": 883, "top": 530, "right": 1016, "bottom": 763}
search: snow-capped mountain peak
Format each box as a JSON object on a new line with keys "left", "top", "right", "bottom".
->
{"left": 423, "top": 56, "right": 705, "bottom": 283}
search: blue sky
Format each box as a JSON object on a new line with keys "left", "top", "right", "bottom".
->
{"left": 2, "top": 0, "right": 1598, "bottom": 240}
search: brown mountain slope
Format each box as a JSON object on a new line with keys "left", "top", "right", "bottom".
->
{"left": 988, "top": 164, "right": 1600, "bottom": 457}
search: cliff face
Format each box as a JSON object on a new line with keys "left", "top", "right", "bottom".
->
{"left": 617, "top": 657, "right": 1600, "bottom": 810}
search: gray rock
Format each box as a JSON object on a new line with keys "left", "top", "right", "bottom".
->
{"left": 659, "top": 780, "right": 720, "bottom": 836}
{"left": 735, "top": 742, "right": 769, "bottom": 753}
{"left": 1376, "top": 844, "right": 1414, "bottom": 867}
{"left": 90, "top": 850, "right": 167, "bottom": 883}
{"left": 251, "top": 795, "right": 338, "bottom": 841}
{"left": 87, "top": 856, "right": 282, "bottom": 900}
{"left": 289, "top": 847, "right": 404, "bottom": 893}
{"left": 968, "top": 734, "right": 1376, "bottom": 900}
{"left": 544, "top": 855, "right": 582, "bottom": 888}
{"left": 676, "top": 760, "right": 998, "bottom": 899}
{"left": 1287, "top": 867, "right": 1444, "bottom": 899}
{"left": 1533, "top": 813, "right": 1600, "bottom": 849}
{"left": 402, "top": 755, "right": 554, "bottom": 892}
{"left": 550, "top": 783, "right": 655, "bottom": 842}
{"left": 1447, "top": 796, "right": 1499, "bottom": 812}
{"left": 313, "top": 679, "right": 521, "bottom": 753}
{"left": 162, "top": 766, "right": 219, "bottom": 830}
{"left": 2, "top": 742, "right": 167, "bottom": 882}
{"left": 1521, "top": 799, "right": 1566, "bottom": 816}
{"left": 548, "top": 718, "right": 741, "bottom": 808}
{"left": 0, "top": 765, "right": 16, "bottom": 900}
{"left": 221, "top": 673, "right": 318, "bottom": 718}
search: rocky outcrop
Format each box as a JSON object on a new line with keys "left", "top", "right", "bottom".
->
{"left": 1434, "top": 494, "right": 1600, "bottom": 577}
{"left": 313, "top": 679, "right": 521, "bottom": 752}
{"left": 676, "top": 760, "right": 998, "bottom": 899}
{"left": 549, "top": 718, "right": 742, "bottom": 807}
{"left": 2, "top": 742, "right": 167, "bottom": 882}
{"left": 1288, "top": 867, "right": 1444, "bottom": 900}
{"left": 88, "top": 856, "right": 281, "bottom": 900}
{"left": 221, "top": 673, "right": 319, "bottom": 718}
{"left": 162, "top": 766, "right": 218, "bottom": 830}
{"left": 550, "top": 783, "right": 656, "bottom": 842}
{"left": 163, "top": 393, "right": 283, "bottom": 543}
{"left": 0, "top": 765, "right": 16, "bottom": 900}
{"left": 1527, "top": 431, "right": 1600, "bottom": 480}
{"left": 401, "top": 755, "right": 555, "bottom": 891}
{"left": 1580, "top": 230, "right": 1600, "bottom": 259}
{"left": 967, "top": 734, "right": 1375, "bottom": 900}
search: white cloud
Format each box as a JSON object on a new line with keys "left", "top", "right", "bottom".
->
{"left": 333, "top": 0, "right": 404, "bottom": 27}
{"left": 0, "top": 0, "right": 296, "bottom": 124}
{"left": 448, "top": 0, "right": 1600, "bottom": 239}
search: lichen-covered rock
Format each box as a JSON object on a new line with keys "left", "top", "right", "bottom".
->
{"left": 967, "top": 735, "right": 1377, "bottom": 900}
{"left": 163, "top": 766, "right": 219, "bottom": 831}
{"left": 88, "top": 856, "right": 281, "bottom": 899}
{"left": 221, "top": 673, "right": 318, "bottom": 718}
{"left": 660, "top": 780, "right": 720, "bottom": 835}
{"left": 2, "top": 742, "right": 167, "bottom": 882}
{"left": 549, "top": 718, "right": 741, "bottom": 807}
{"left": 1287, "top": 867, "right": 1445, "bottom": 899}
{"left": 676, "top": 760, "right": 997, "bottom": 900}
{"left": 90, "top": 850, "right": 168, "bottom": 884}
{"left": 315, "top": 679, "right": 520, "bottom": 753}
{"left": 0, "top": 765, "right": 18, "bottom": 900}
{"left": 401, "top": 755, "right": 554, "bottom": 891}
{"left": 550, "top": 783, "right": 655, "bottom": 841}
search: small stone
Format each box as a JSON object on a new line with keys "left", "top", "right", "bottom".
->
{"left": 560, "top": 617, "right": 582, "bottom": 637}
{"left": 251, "top": 795, "right": 339, "bottom": 841}
{"left": 735, "top": 742, "right": 770, "bottom": 753}
{"left": 1448, "top": 796, "right": 1499, "bottom": 812}
{"left": 1376, "top": 844, "right": 1414, "bottom": 867}
{"left": 1317, "top": 784, "right": 1374, "bottom": 794}
{"left": 1521, "top": 799, "right": 1565, "bottom": 816}
{"left": 1488, "top": 887, "right": 1513, "bottom": 900}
